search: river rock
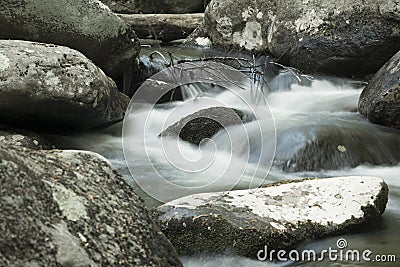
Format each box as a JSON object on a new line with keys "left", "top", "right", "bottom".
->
{"left": 0, "top": 40, "right": 129, "bottom": 131}
{"left": 274, "top": 116, "right": 400, "bottom": 172}
{"left": 160, "top": 107, "right": 253, "bottom": 145}
{"left": 358, "top": 50, "right": 400, "bottom": 129}
{"left": 0, "top": 0, "right": 140, "bottom": 79}
{"left": 0, "top": 143, "right": 182, "bottom": 267}
{"left": 153, "top": 176, "right": 388, "bottom": 258}
{"left": 101, "top": 0, "right": 210, "bottom": 14}
{"left": 0, "top": 126, "right": 53, "bottom": 150}
{"left": 269, "top": 0, "right": 400, "bottom": 77}
{"left": 201, "top": 0, "right": 400, "bottom": 77}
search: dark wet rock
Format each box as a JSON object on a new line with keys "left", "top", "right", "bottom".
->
{"left": 0, "top": 40, "right": 129, "bottom": 131}
{"left": 160, "top": 107, "right": 254, "bottom": 145}
{"left": 0, "top": 126, "right": 53, "bottom": 150}
{"left": 359, "top": 50, "right": 400, "bottom": 129}
{"left": 201, "top": 0, "right": 400, "bottom": 78}
{"left": 274, "top": 115, "right": 400, "bottom": 172}
{"left": 125, "top": 55, "right": 169, "bottom": 97}
{"left": 153, "top": 176, "right": 388, "bottom": 258}
{"left": 0, "top": 0, "right": 140, "bottom": 79}
{"left": 0, "top": 143, "right": 182, "bottom": 267}
{"left": 101, "top": 0, "right": 210, "bottom": 14}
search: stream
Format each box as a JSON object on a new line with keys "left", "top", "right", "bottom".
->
{"left": 52, "top": 46, "right": 400, "bottom": 266}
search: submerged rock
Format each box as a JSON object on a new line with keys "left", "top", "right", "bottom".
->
{"left": 274, "top": 115, "right": 400, "bottom": 172}
{"left": 0, "top": 143, "right": 182, "bottom": 267}
{"left": 101, "top": 0, "right": 210, "bottom": 14}
{"left": 201, "top": 0, "right": 400, "bottom": 77}
{"left": 0, "top": 40, "right": 129, "bottom": 131}
{"left": 160, "top": 107, "right": 254, "bottom": 145}
{"left": 153, "top": 177, "right": 388, "bottom": 258}
{"left": 359, "top": 50, "right": 400, "bottom": 129}
{"left": 0, "top": 0, "right": 139, "bottom": 79}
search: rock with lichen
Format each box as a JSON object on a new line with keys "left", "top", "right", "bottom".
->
{"left": 0, "top": 40, "right": 129, "bottom": 131}
{"left": 199, "top": 0, "right": 400, "bottom": 78}
{"left": 0, "top": 143, "right": 182, "bottom": 267}
{"left": 359, "top": 49, "right": 400, "bottom": 129}
{"left": 153, "top": 176, "right": 388, "bottom": 258}
{"left": 0, "top": 0, "right": 140, "bottom": 79}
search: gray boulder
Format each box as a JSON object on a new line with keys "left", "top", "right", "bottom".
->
{"left": 0, "top": 143, "right": 182, "bottom": 267}
{"left": 201, "top": 0, "right": 400, "bottom": 77}
{"left": 160, "top": 107, "right": 253, "bottom": 145}
{"left": 0, "top": 126, "right": 53, "bottom": 150}
{"left": 0, "top": 0, "right": 140, "bottom": 79}
{"left": 0, "top": 40, "right": 129, "bottom": 131}
{"left": 153, "top": 176, "right": 388, "bottom": 258}
{"left": 359, "top": 50, "right": 400, "bottom": 129}
{"left": 268, "top": 0, "right": 400, "bottom": 77}
{"left": 101, "top": 0, "right": 210, "bottom": 14}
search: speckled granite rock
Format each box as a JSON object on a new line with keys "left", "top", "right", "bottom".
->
{"left": 0, "top": 40, "right": 129, "bottom": 131}
{"left": 0, "top": 0, "right": 140, "bottom": 79}
{"left": 0, "top": 127, "right": 53, "bottom": 150}
{"left": 153, "top": 177, "right": 388, "bottom": 258}
{"left": 359, "top": 49, "right": 400, "bottom": 129}
{"left": 200, "top": 0, "right": 400, "bottom": 77}
{"left": 0, "top": 143, "right": 182, "bottom": 267}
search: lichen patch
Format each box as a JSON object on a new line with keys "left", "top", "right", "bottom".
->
{"left": 44, "top": 180, "right": 88, "bottom": 222}
{"left": 0, "top": 53, "right": 10, "bottom": 72}
{"left": 232, "top": 21, "right": 264, "bottom": 50}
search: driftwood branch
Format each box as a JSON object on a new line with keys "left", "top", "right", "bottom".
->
{"left": 118, "top": 13, "right": 204, "bottom": 42}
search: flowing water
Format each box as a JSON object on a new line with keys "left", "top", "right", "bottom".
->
{"left": 52, "top": 47, "right": 400, "bottom": 266}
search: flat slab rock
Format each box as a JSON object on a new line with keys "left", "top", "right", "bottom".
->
{"left": 0, "top": 143, "right": 182, "bottom": 267}
{"left": 153, "top": 176, "right": 388, "bottom": 258}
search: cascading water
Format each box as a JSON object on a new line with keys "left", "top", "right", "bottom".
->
{"left": 51, "top": 47, "right": 400, "bottom": 267}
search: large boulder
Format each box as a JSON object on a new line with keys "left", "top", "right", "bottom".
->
{"left": 0, "top": 40, "right": 129, "bottom": 131}
{"left": 359, "top": 50, "right": 400, "bottom": 129}
{"left": 101, "top": 0, "right": 210, "bottom": 14}
{"left": 201, "top": 0, "right": 400, "bottom": 77}
{"left": 153, "top": 177, "right": 388, "bottom": 258}
{"left": 0, "top": 0, "right": 140, "bottom": 79}
{"left": 268, "top": 0, "right": 400, "bottom": 77}
{"left": 160, "top": 107, "right": 253, "bottom": 145}
{"left": 0, "top": 143, "right": 182, "bottom": 267}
